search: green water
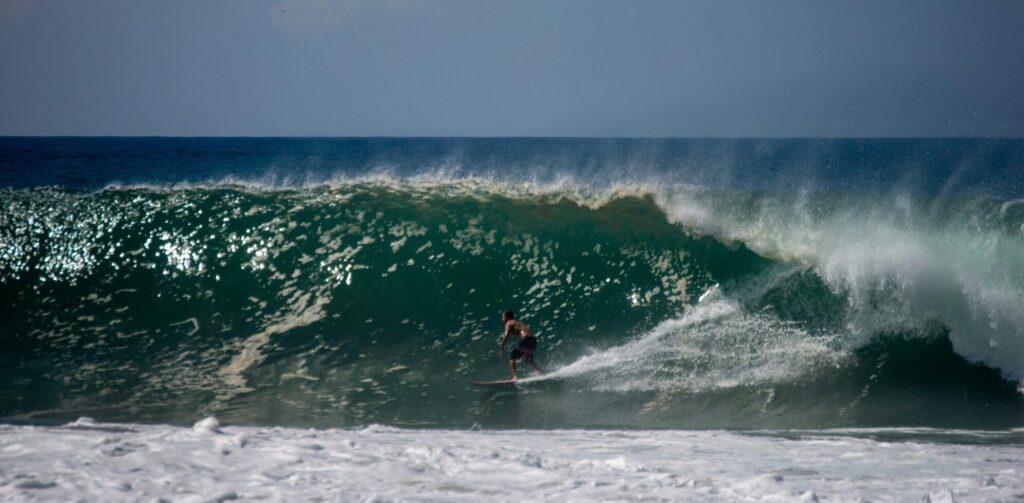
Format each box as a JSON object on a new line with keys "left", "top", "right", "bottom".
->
{"left": 1, "top": 183, "right": 1021, "bottom": 428}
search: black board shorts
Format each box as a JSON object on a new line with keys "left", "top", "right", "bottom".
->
{"left": 510, "top": 336, "right": 537, "bottom": 361}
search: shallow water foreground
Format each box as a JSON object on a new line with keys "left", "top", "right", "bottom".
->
{"left": 1, "top": 419, "right": 1021, "bottom": 501}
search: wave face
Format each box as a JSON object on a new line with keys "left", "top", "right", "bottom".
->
{"left": 1, "top": 138, "right": 1022, "bottom": 429}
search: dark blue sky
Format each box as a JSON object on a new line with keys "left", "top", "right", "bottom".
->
{"left": 1, "top": 0, "right": 1022, "bottom": 137}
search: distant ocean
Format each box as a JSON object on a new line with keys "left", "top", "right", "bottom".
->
{"left": 1, "top": 137, "right": 1022, "bottom": 430}
{"left": 3, "top": 137, "right": 1024, "bottom": 501}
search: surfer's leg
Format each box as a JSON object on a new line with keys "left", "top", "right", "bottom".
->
{"left": 525, "top": 355, "right": 544, "bottom": 374}
{"left": 509, "top": 347, "right": 525, "bottom": 380}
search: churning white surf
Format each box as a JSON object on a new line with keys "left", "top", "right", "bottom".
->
{"left": 1, "top": 417, "right": 1021, "bottom": 502}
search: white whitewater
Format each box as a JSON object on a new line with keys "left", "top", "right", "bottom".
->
{"left": 1, "top": 417, "right": 1021, "bottom": 502}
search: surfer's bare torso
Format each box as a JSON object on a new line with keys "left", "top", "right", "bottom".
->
{"left": 504, "top": 319, "right": 534, "bottom": 341}
{"left": 499, "top": 310, "right": 542, "bottom": 380}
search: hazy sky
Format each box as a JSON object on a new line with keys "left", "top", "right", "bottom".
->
{"left": 1, "top": 0, "right": 1023, "bottom": 137}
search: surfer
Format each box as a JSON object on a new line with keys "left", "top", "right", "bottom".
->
{"left": 499, "top": 310, "right": 543, "bottom": 380}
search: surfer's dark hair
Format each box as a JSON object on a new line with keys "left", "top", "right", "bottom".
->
{"left": 503, "top": 310, "right": 514, "bottom": 319}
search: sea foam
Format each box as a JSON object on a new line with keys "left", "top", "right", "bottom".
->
{"left": 0, "top": 420, "right": 1021, "bottom": 501}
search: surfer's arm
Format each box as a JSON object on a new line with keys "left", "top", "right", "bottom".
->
{"left": 499, "top": 322, "right": 511, "bottom": 358}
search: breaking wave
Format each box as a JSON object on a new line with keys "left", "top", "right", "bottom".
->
{"left": 1, "top": 174, "right": 1021, "bottom": 429}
